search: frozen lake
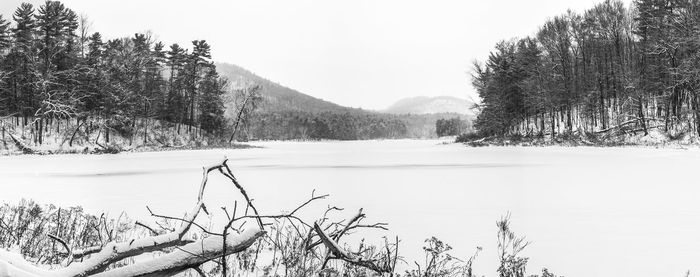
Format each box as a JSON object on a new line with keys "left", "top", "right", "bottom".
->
{"left": 1, "top": 140, "right": 699, "bottom": 277}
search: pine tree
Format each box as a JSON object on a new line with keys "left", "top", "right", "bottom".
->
{"left": 9, "top": 3, "right": 37, "bottom": 121}
{"left": 81, "top": 32, "right": 104, "bottom": 113}
{"left": 151, "top": 41, "right": 166, "bottom": 115}
{"left": 0, "top": 15, "right": 10, "bottom": 50}
{"left": 185, "top": 40, "right": 211, "bottom": 130}
{"left": 0, "top": 15, "right": 11, "bottom": 115}
{"left": 165, "top": 43, "right": 186, "bottom": 125}
{"left": 36, "top": 0, "right": 70, "bottom": 75}
{"left": 198, "top": 65, "right": 227, "bottom": 135}
{"left": 12, "top": 3, "right": 35, "bottom": 51}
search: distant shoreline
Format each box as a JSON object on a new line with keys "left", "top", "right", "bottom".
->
{"left": 1, "top": 138, "right": 456, "bottom": 156}
{"left": 455, "top": 131, "right": 699, "bottom": 149}
{"left": 0, "top": 142, "right": 259, "bottom": 156}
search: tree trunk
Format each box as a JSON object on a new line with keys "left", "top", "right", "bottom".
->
{"left": 143, "top": 118, "right": 148, "bottom": 145}
{"left": 550, "top": 109, "right": 555, "bottom": 139}
{"left": 69, "top": 119, "right": 86, "bottom": 147}
{"left": 38, "top": 118, "right": 43, "bottom": 145}
{"left": 638, "top": 96, "right": 648, "bottom": 136}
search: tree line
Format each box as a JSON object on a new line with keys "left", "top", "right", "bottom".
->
{"left": 435, "top": 117, "right": 470, "bottom": 137}
{"left": 473, "top": 0, "right": 700, "bottom": 140}
{"left": 0, "top": 1, "right": 228, "bottom": 145}
{"left": 235, "top": 110, "right": 409, "bottom": 140}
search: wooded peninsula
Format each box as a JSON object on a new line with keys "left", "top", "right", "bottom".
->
{"left": 469, "top": 0, "right": 700, "bottom": 146}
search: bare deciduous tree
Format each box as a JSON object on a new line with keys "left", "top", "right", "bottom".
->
{"left": 228, "top": 84, "right": 262, "bottom": 143}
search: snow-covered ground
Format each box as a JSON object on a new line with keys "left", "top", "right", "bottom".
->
{"left": 1, "top": 140, "right": 699, "bottom": 277}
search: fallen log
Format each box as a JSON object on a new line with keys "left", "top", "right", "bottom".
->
{"left": 92, "top": 228, "right": 264, "bottom": 277}
{"left": 1, "top": 126, "right": 36, "bottom": 154}
{"left": 0, "top": 159, "right": 265, "bottom": 277}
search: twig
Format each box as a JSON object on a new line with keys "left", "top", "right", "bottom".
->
{"left": 135, "top": 221, "right": 159, "bottom": 236}
{"left": 47, "top": 234, "right": 72, "bottom": 263}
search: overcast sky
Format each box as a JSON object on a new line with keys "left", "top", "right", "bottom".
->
{"left": 1, "top": 0, "right": 632, "bottom": 110}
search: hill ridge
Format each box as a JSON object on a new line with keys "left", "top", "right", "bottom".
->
{"left": 384, "top": 95, "right": 474, "bottom": 116}
{"left": 216, "top": 62, "right": 353, "bottom": 114}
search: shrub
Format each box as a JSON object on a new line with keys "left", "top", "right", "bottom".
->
{"left": 106, "top": 114, "right": 135, "bottom": 137}
{"left": 456, "top": 132, "right": 482, "bottom": 142}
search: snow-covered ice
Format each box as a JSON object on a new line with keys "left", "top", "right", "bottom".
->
{"left": 0, "top": 140, "right": 699, "bottom": 277}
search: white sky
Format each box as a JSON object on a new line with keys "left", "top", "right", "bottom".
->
{"left": 1, "top": 0, "right": 632, "bottom": 110}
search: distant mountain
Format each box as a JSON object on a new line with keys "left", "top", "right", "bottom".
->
{"left": 216, "top": 62, "right": 352, "bottom": 114}
{"left": 384, "top": 96, "right": 475, "bottom": 116}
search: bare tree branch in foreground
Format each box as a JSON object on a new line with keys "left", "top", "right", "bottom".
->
{"left": 308, "top": 208, "right": 399, "bottom": 275}
{"left": 0, "top": 159, "right": 265, "bottom": 277}
{"left": 0, "top": 158, "right": 400, "bottom": 276}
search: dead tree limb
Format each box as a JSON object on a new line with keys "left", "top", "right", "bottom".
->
{"left": 309, "top": 209, "right": 396, "bottom": 274}
{"left": 92, "top": 228, "right": 264, "bottom": 277}
{"left": 0, "top": 157, "right": 393, "bottom": 277}
{"left": 1, "top": 126, "right": 36, "bottom": 154}
{"left": 0, "top": 159, "right": 266, "bottom": 277}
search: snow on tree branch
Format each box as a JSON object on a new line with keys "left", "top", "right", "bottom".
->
{"left": 0, "top": 158, "right": 266, "bottom": 277}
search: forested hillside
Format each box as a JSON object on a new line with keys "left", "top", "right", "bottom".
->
{"left": 217, "top": 63, "right": 413, "bottom": 140}
{"left": 472, "top": 0, "right": 700, "bottom": 143}
{"left": 216, "top": 62, "right": 348, "bottom": 114}
{"left": 217, "top": 63, "right": 467, "bottom": 140}
{"left": 0, "top": 1, "right": 229, "bottom": 152}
